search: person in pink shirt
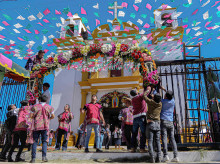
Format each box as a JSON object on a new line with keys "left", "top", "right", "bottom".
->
{"left": 130, "top": 88, "right": 149, "bottom": 153}
{"left": 7, "top": 100, "right": 30, "bottom": 162}
{"left": 30, "top": 95, "right": 54, "bottom": 163}
{"left": 55, "top": 104, "right": 73, "bottom": 151}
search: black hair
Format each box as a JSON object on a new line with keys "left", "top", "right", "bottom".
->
{"left": 165, "top": 90, "right": 173, "bottom": 100}
{"left": 38, "top": 50, "right": 45, "bottom": 54}
{"left": 40, "top": 94, "right": 48, "bottom": 102}
{"left": 20, "top": 100, "right": 29, "bottom": 107}
{"left": 7, "top": 104, "right": 15, "bottom": 111}
{"left": 130, "top": 89, "right": 137, "bottom": 97}
{"left": 92, "top": 95, "right": 97, "bottom": 98}
{"left": 43, "top": 83, "right": 50, "bottom": 88}
{"left": 154, "top": 93, "right": 161, "bottom": 103}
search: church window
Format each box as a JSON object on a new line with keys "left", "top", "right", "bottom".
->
{"left": 66, "top": 24, "right": 74, "bottom": 37}
{"left": 161, "top": 13, "right": 172, "bottom": 27}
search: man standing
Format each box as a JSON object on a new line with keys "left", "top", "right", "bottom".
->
{"left": 30, "top": 95, "right": 54, "bottom": 163}
{"left": 25, "top": 50, "right": 45, "bottom": 71}
{"left": 130, "top": 88, "right": 148, "bottom": 153}
{"left": 81, "top": 95, "right": 105, "bottom": 153}
{"left": 42, "top": 83, "right": 51, "bottom": 105}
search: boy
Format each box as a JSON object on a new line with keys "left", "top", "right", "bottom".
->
{"left": 144, "top": 92, "right": 162, "bottom": 163}
{"left": 0, "top": 104, "right": 17, "bottom": 160}
{"left": 7, "top": 100, "right": 31, "bottom": 162}
{"left": 160, "top": 90, "right": 179, "bottom": 162}
{"left": 30, "top": 95, "right": 54, "bottom": 163}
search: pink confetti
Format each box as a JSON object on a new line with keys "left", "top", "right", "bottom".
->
{"left": 192, "top": 9, "right": 199, "bottom": 15}
{"left": 67, "top": 12, "right": 73, "bottom": 17}
{"left": 43, "top": 8, "right": 50, "bottom": 15}
{"left": 163, "top": 13, "right": 172, "bottom": 18}
{"left": 108, "top": 11, "right": 113, "bottom": 15}
{"left": 34, "top": 30, "right": 40, "bottom": 34}
{"left": 134, "top": 26, "right": 139, "bottom": 30}
{"left": 166, "top": 30, "right": 171, "bottom": 39}
{"left": 192, "top": 37, "right": 197, "bottom": 39}
{"left": 0, "top": 35, "right": 6, "bottom": 39}
{"left": 133, "top": 4, "right": 139, "bottom": 11}
{"left": 206, "top": 26, "right": 214, "bottom": 30}
{"left": 186, "top": 28, "right": 191, "bottom": 34}
{"left": 43, "top": 19, "right": 50, "bottom": 23}
{"left": 24, "top": 29, "right": 32, "bottom": 33}
{"left": 162, "top": 4, "right": 168, "bottom": 10}
{"left": 96, "top": 19, "right": 100, "bottom": 26}
{"left": 146, "top": 3, "right": 152, "bottom": 10}
{"left": 205, "top": 21, "right": 211, "bottom": 27}
{"left": 108, "top": 32, "right": 112, "bottom": 36}
{"left": 121, "top": 2, "right": 128, "bottom": 8}
{"left": 198, "top": 38, "right": 203, "bottom": 41}
{"left": 143, "top": 23, "right": 150, "bottom": 28}
{"left": 2, "top": 21, "right": 9, "bottom": 26}
{"left": 124, "top": 28, "right": 129, "bottom": 32}
{"left": 217, "top": 36, "right": 220, "bottom": 39}
{"left": 37, "top": 22, "right": 43, "bottom": 26}
{"left": 81, "top": 7, "right": 87, "bottom": 15}
{"left": 55, "top": 38, "right": 60, "bottom": 42}
{"left": 211, "top": 1, "right": 220, "bottom": 7}
{"left": 149, "top": 37, "right": 153, "bottom": 41}
{"left": 4, "top": 45, "right": 10, "bottom": 50}
{"left": 217, "top": 5, "right": 220, "bottom": 11}
{"left": 182, "top": 25, "right": 188, "bottom": 28}
{"left": 147, "top": 33, "right": 152, "bottom": 38}
{"left": 207, "top": 38, "right": 211, "bottom": 42}
{"left": 115, "top": 26, "right": 120, "bottom": 30}
{"left": 166, "top": 20, "right": 174, "bottom": 23}
{"left": 55, "top": 10, "right": 61, "bottom": 15}
{"left": 44, "top": 49, "right": 49, "bottom": 53}
{"left": 17, "top": 37, "right": 25, "bottom": 41}
{"left": 24, "top": 57, "right": 29, "bottom": 60}
{"left": 61, "top": 37, "right": 65, "bottom": 40}
{"left": 132, "top": 40, "right": 137, "bottom": 44}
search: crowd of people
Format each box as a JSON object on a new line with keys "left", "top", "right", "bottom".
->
{"left": 0, "top": 76, "right": 180, "bottom": 163}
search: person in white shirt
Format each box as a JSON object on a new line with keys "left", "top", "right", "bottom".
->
{"left": 42, "top": 83, "right": 51, "bottom": 104}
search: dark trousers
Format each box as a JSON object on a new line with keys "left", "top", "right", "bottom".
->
{"left": 32, "top": 130, "right": 48, "bottom": 159}
{"left": 131, "top": 116, "right": 146, "bottom": 149}
{"left": 1, "top": 129, "right": 12, "bottom": 157}
{"left": 105, "top": 135, "right": 110, "bottom": 149}
{"left": 55, "top": 129, "right": 68, "bottom": 150}
{"left": 8, "top": 131, "right": 27, "bottom": 159}
{"left": 148, "top": 121, "right": 161, "bottom": 159}
{"left": 124, "top": 124, "right": 133, "bottom": 150}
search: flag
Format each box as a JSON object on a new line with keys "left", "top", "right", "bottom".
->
{"left": 93, "top": 3, "right": 99, "bottom": 9}
{"left": 203, "top": 11, "right": 209, "bottom": 20}
{"left": 14, "top": 23, "right": 23, "bottom": 28}
{"left": 43, "top": 8, "right": 51, "bottom": 15}
{"left": 3, "top": 14, "right": 12, "bottom": 20}
{"left": 43, "top": 19, "right": 50, "bottom": 23}
{"left": 28, "top": 15, "right": 36, "bottom": 21}
{"left": 17, "top": 15, "right": 25, "bottom": 20}
{"left": 18, "top": 37, "right": 25, "bottom": 41}
{"left": 146, "top": 3, "right": 152, "bottom": 10}
{"left": 34, "top": 30, "right": 40, "bottom": 34}
{"left": 143, "top": 23, "right": 150, "bottom": 28}
{"left": 96, "top": 19, "right": 100, "bottom": 26}
{"left": 24, "top": 29, "right": 32, "bottom": 33}
{"left": 67, "top": 12, "right": 73, "bottom": 17}
{"left": 13, "top": 29, "right": 20, "bottom": 33}
{"left": 42, "top": 36, "right": 47, "bottom": 44}
{"left": 133, "top": 4, "right": 139, "bottom": 11}
{"left": 37, "top": 22, "right": 43, "bottom": 26}
{"left": 0, "top": 26, "right": 5, "bottom": 31}
{"left": 2, "top": 21, "right": 9, "bottom": 26}
{"left": 0, "top": 35, "right": 6, "bottom": 39}
{"left": 55, "top": 10, "right": 61, "bottom": 15}
{"left": 118, "top": 11, "right": 125, "bottom": 17}
{"left": 37, "top": 12, "right": 44, "bottom": 19}
{"left": 121, "top": 2, "right": 128, "bottom": 8}
{"left": 81, "top": 7, "right": 87, "bottom": 15}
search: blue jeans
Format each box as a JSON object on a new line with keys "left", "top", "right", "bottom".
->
{"left": 85, "top": 124, "right": 100, "bottom": 149}
{"left": 99, "top": 134, "right": 104, "bottom": 149}
{"left": 131, "top": 116, "right": 146, "bottom": 149}
{"left": 48, "top": 138, "right": 52, "bottom": 146}
{"left": 32, "top": 130, "right": 48, "bottom": 159}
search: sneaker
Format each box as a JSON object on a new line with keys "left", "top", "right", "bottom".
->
{"left": 0, "top": 155, "right": 7, "bottom": 161}
{"left": 7, "top": 157, "right": 14, "bottom": 162}
{"left": 85, "top": 148, "right": 89, "bottom": 153}
{"left": 42, "top": 156, "right": 48, "bottom": 162}
{"left": 130, "top": 148, "right": 136, "bottom": 153}
{"left": 150, "top": 157, "right": 155, "bottom": 163}
{"left": 30, "top": 158, "right": 35, "bottom": 163}
{"left": 96, "top": 149, "right": 103, "bottom": 153}
{"left": 15, "top": 157, "right": 25, "bottom": 162}
{"left": 163, "top": 155, "right": 169, "bottom": 162}
{"left": 171, "top": 157, "right": 180, "bottom": 162}
{"left": 155, "top": 157, "right": 161, "bottom": 163}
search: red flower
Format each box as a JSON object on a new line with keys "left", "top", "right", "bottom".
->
{"left": 131, "top": 53, "right": 135, "bottom": 57}
{"left": 135, "top": 54, "right": 139, "bottom": 59}
{"left": 137, "top": 51, "right": 141, "bottom": 55}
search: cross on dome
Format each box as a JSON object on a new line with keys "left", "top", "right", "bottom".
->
{"left": 108, "top": 1, "right": 123, "bottom": 20}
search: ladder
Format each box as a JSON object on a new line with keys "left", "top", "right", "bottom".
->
{"left": 183, "top": 43, "right": 201, "bottom": 143}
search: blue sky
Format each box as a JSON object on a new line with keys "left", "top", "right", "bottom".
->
{"left": 0, "top": 0, "right": 220, "bottom": 68}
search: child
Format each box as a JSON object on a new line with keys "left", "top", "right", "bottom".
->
{"left": 7, "top": 100, "right": 31, "bottom": 162}
{"left": 0, "top": 104, "right": 17, "bottom": 161}
{"left": 48, "top": 130, "right": 54, "bottom": 146}
{"left": 160, "top": 90, "right": 179, "bottom": 162}
{"left": 144, "top": 92, "right": 162, "bottom": 163}
{"left": 113, "top": 126, "right": 122, "bottom": 149}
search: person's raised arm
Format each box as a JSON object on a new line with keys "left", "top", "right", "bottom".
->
{"left": 100, "top": 112, "right": 106, "bottom": 126}
{"left": 143, "top": 90, "right": 152, "bottom": 104}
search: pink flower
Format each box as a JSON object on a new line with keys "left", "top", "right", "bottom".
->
{"left": 148, "top": 73, "right": 153, "bottom": 77}
{"left": 154, "top": 81, "right": 158, "bottom": 85}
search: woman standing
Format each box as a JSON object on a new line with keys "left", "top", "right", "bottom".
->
{"left": 113, "top": 126, "right": 122, "bottom": 149}
{"left": 55, "top": 104, "right": 74, "bottom": 151}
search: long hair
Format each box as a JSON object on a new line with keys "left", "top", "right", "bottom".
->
{"left": 65, "top": 104, "right": 71, "bottom": 112}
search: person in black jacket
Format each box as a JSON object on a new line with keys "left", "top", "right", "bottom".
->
{"left": 0, "top": 104, "right": 18, "bottom": 160}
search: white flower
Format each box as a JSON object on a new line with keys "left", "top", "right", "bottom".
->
{"left": 101, "top": 44, "right": 112, "bottom": 53}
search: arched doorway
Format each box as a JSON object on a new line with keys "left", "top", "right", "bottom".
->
{"left": 99, "top": 91, "right": 130, "bottom": 132}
